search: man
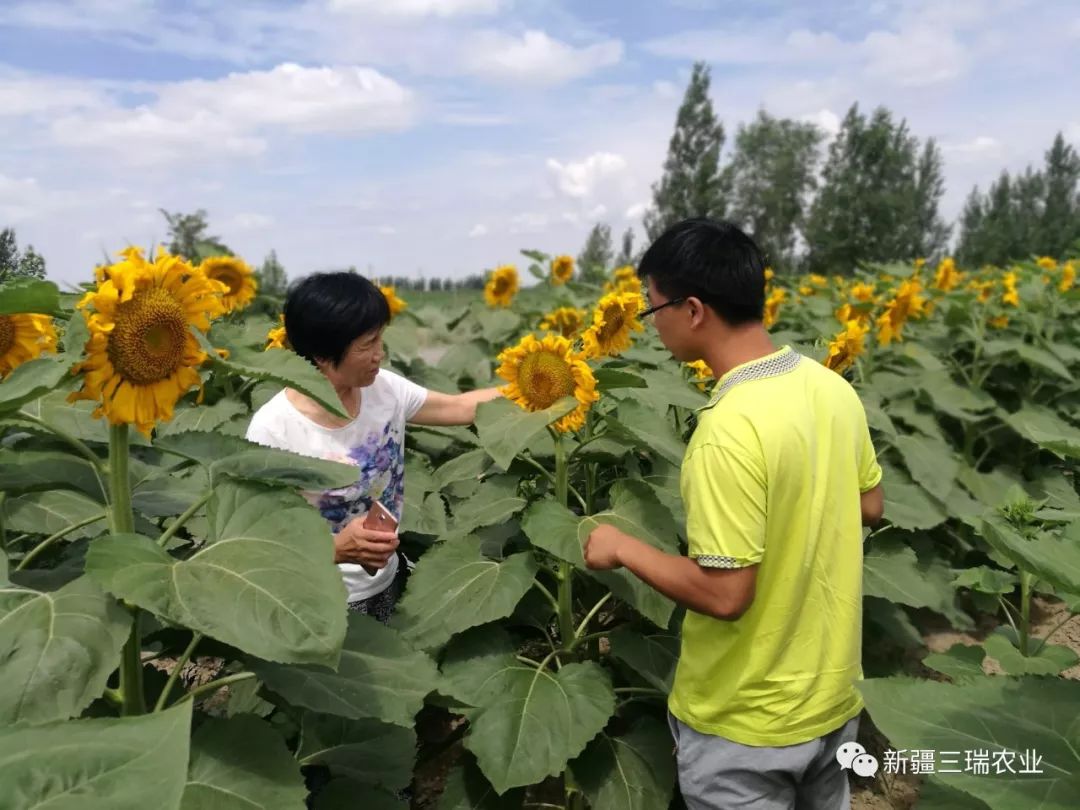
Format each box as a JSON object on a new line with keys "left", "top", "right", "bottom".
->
{"left": 583, "top": 219, "right": 884, "bottom": 810}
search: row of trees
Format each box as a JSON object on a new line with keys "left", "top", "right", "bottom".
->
{"left": 581, "top": 61, "right": 1080, "bottom": 275}
{"left": 0, "top": 229, "right": 46, "bottom": 283}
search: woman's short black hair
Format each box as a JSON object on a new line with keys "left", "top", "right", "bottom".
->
{"left": 638, "top": 218, "right": 767, "bottom": 325}
{"left": 284, "top": 270, "right": 390, "bottom": 366}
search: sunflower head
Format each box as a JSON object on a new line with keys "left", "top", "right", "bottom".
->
{"left": 685, "top": 359, "right": 714, "bottom": 391}
{"left": 581, "top": 290, "right": 645, "bottom": 359}
{"left": 380, "top": 285, "right": 407, "bottom": 317}
{"left": 539, "top": 306, "right": 586, "bottom": 338}
{"left": 763, "top": 287, "right": 787, "bottom": 328}
{"left": 199, "top": 255, "right": 257, "bottom": 313}
{"left": 69, "top": 247, "right": 226, "bottom": 436}
{"left": 495, "top": 333, "right": 598, "bottom": 433}
{"left": 265, "top": 314, "right": 290, "bottom": 351}
{"left": 824, "top": 319, "right": 870, "bottom": 374}
{"left": 0, "top": 313, "right": 57, "bottom": 379}
{"left": 484, "top": 265, "right": 519, "bottom": 308}
{"left": 550, "top": 255, "right": 574, "bottom": 286}
{"left": 1036, "top": 256, "right": 1057, "bottom": 271}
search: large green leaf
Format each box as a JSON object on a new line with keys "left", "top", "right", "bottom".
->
{"left": 440, "top": 629, "right": 615, "bottom": 794}
{"left": 2, "top": 489, "right": 107, "bottom": 539}
{"left": 211, "top": 448, "right": 360, "bottom": 490}
{"left": 391, "top": 536, "right": 538, "bottom": 650}
{"left": 436, "top": 763, "right": 525, "bottom": 809}
{"left": 985, "top": 338, "right": 1073, "bottom": 381}
{"left": 313, "top": 780, "right": 405, "bottom": 810}
{"left": 520, "top": 500, "right": 674, "bottom": 629}
{"left": 15, "top": 391, "right": 149, "bottom": 446}
{"left": 200, "top": 336, "right": 348, "bottom": 418}
{"left": 980, "top": 514, "right": 1080, "bottom": 595}
{"left": 1001, "top": 405, "right": 1080, "bottom": 459}
{"left": 445, "top": 476, "right": 527, "bottom": 538}
{"left": 297, "top": 715, "right": 415, "bottom": 793}
{"left": 858, "top": 676, "right": 1080, "bottom": 810}
{"left": 432, "top": 448, "right": 494, "bottom": 490}
{"left": 570, "top": 717, "right": 676, "bottom": 810}
{"left": 254, "top": 613, "right": 439, "bottom": 728}
{"left": 607, "top": 628, "right": 678, "bottom": 692}
{"left": 881, "top": 463, "right": 948, "bottom": 530}
{"left": 0, "top": 357, "right": 70, "bottom": 414}
{"left": 917, "top": 370, "right": 995, "bottom": 421}
{"left": 921, "top": 643, "right": 987, "bottom": 682}
{"left": 894, "top": 433, "right": 959, "bottom": 498}
{"left": 863, "top": 536, "right": 968, "bottom": 626}
{"left": 181, "top": 715, "right": 306, "bottom": 810}
{"left": 609, "top": 399, "right": 686, "bottom": 465}
{"left": 0, "top": 572, "right": 129, "bottom": 725}
{"left": 474, "top": 396, "right": 577, "bottom": 470}
{"left": 157, "top": 398, "right": 247, "bottom": 437}
{"left": 87, "top": 481, "right": 347, "bottom": 666}
{"left": 982, "top": 632, "right": 1078, "bottom": 676}
{"left": 0, "top": 701, "right": 192, "bottom": 810}
{"left": 0, "top": 277, "right": 61, "bottom": 316}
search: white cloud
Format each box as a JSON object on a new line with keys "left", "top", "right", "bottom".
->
{"left": 468, "top": 223, "right": 489, "bottom": 237}
{"left": 625, "top": 202, "right": 649, "bottom": 219}
{"left": 328, "top": 0, "right": 500, "bottom": 17}
{"left": 376, "top": 224, "right": 398, "bottom": 235}
{"left": 861, "top": 27, "right": 969, "bottom": 86}
{"left": 942, "top": 135, "right": 1005, "bottom": 164}
{"left": 509, "top": 212, "right": 549, "bottom": 233}
{"left": 463, "top": 30, "right": 623, "bottom": 84}
{"left": 227, "top": 212, "right": 274, "bottom": 231}
{"left": 0, "top": 72, "right": 105, "bottom": 117}
{"left": 802, "top": 108, "right": 841, "bottom": 137}
{"left": 546, "top": 152, "right": 628, "bottom": 198}
{"left": 51, "top": 63, "right": 415, "bottom": 165}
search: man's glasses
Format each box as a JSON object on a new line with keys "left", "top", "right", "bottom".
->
{"left": 640, "top": 297, "right": 685, "bottom": 318}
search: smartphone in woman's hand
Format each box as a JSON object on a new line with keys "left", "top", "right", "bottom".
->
{"left": 362, "top": 500, "right": 399, "bottom": 532}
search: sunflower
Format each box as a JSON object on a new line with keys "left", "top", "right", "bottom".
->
{"left": 604, "top": 265, "right": 641, "bottom": 295}
{"left": 1036, "top": 256, "right": 1057, "bottom": 271}
{"left": 199, "top": 256, "right": 257, "bottom": 313}
{"left": 824, "top": 319, "right": 870, "bottom": 374}
{"left": 763, "top": 287, "right": 786, "bottom": 328}
{"left": 484, "top": 265, "right": 519, "bottom": 308}
{"left": 1059, "top": 261, "right": 1075, "bottom": 293}
{"left": 849, "top": 282, "right": 876, "bottom": 303}
{"left": 539, "top": 306, "right": 586, "bottom": 338}
{"left": 0, "top": 313, "right": 57, "bottom": 378}
{"left": 380, "top": 285, "right": 407, "bottom": 317}
{"left": 1001, "top": 271, "right": 1020, "bottom": 307}
{"left": 581, "top": 290, "right": 645, "bottom": 358}
{"left": 265, "top": 314, "right": 289, "bottom": 350}
{"left": 932, "top": 257, "right": 962, "bottom": 292}
{"left": 69, "top": 246, "right": 227, "bottom": 436}
{"left": 550, "top": 255, "right": 574, "bottom": 286}
{"left": 685, "top": 359, "right": 714, "bottom": 391}
{"left": 988, "top": 315, "right": 1010, "bottom": 329}
{"left": 495, "top": 333, "right": 598, "bottom": 433}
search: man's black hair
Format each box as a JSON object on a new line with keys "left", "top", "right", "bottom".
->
{"left": 638, "top": 218, "right": 767, "bottom": 325}
{"left": 284, "top": 270, "right": 390, "bottom": 366}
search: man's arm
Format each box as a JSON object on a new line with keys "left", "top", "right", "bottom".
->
{"left": 861, "top": 484, "right": 884, "bottom": 527}
{"left": 584, "top": 526, "right": 757, "bottom": 621}
{"left": 409, "top": 387, "right": 503, "bottom": 426}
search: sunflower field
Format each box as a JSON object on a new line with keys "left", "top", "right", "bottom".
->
{"left": 0, "top": 245, "right": 1077, "bottom": 810}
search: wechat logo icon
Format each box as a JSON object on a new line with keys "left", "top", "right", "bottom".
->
{"left": 836, "top": 742, "right": 879, "bottom": 777}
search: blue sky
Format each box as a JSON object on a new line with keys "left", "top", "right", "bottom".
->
{"left": 2, "top": 0, "right": 1079, "bottom": 287}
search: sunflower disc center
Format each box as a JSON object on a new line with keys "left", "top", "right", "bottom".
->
{"left": 519, "top": 350, "right": 574, "bottom": 410}
{"left": 0, "top": 316, "right": 14, "bottom": 357}
{"left": 597, "top": 310, "right": 625, "bottom": 342}
{"left": 107, "top": 287, "right": 188, "bottom": 384}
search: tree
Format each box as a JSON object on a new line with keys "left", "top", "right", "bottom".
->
{"left": 258, "top": 250, "right": 288, "bottom": 297}
{"left": 726, "top": 110, "right": 824, "bottom": 271}
{"left": 160, "top": 209, "right": 230, "bottom": 261}
{"left": 614, "top": 227, "right": 636, "bottom": 268}
{"left": 1038, "top": 132, "right": 1080, "bottom": 257}
{"left": 577, "top": 223, "right": 613, "bottom": 282}
{"left": 803, "top": 104, "right": 946, "bottom": 274}
{"left": 0, "top": 228, "right": 48, "bottom": 283}
{"left": 644, "top": 61, "right": 728, "bottom": 241}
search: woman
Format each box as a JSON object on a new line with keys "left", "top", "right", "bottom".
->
{"left": 246, "top": 270, "right": 501, "bottom": 622}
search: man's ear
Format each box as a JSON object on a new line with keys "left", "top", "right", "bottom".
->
{"left": 687, "top": 296, "right": 708, "bottom": 327}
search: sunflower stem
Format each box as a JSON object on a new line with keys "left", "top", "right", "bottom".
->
{"left": 157, "top": 491, "right": 213, "bottom": 548}
{"left": 110, "top": 423, "right": 146, "bottom": 716}
{"left": 16, "top": 511, "right": 107, "bottom": 571}
{"left": 153, "top": 632, "right": 203, "bottom": 712}
{"left": 552, "top": 433, "right": 576, "bottom": 648}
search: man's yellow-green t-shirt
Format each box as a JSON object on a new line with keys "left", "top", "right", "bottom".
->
{"left": 667, "top": 345, "right": 882, "bottom": 747}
